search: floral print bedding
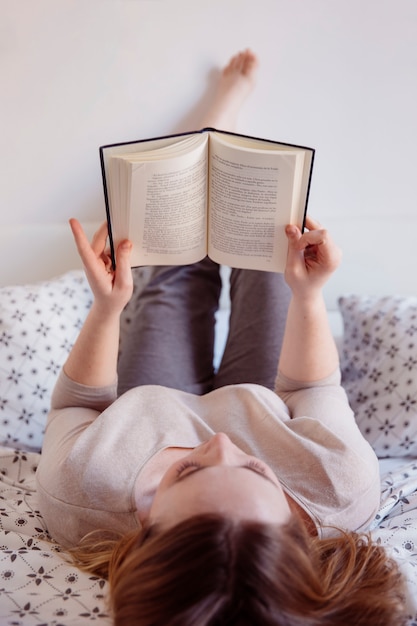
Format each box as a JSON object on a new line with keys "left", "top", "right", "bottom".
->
{"left": 0, "top": 447, "right": 417, "bottom": 625}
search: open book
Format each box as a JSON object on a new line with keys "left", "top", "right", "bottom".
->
{"left": 100, "top": 128, "right": 314, "bottom": 272}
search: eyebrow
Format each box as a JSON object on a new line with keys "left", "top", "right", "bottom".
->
{"left": 175, "top": 465, "right": 278, "bottom": 488}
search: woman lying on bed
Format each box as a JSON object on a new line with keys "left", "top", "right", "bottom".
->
{"left": 36, "top": 50, "right": 407, "bottom": 625}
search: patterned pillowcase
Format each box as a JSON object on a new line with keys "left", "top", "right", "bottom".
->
{"left": 338, "top": 294, "right": 417, "bottom": 458}
{"left": 0, "top": 271, "right": 92, "bottom": 452}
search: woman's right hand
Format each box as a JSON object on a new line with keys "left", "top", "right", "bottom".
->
{"left": 279, "top": 216, "right": 342, "bottom": 382}
{"left": 69, "top": 219, "right": 134, "bottom": 317}
{"left": 284, "top": 216, "right": 342, "bottom": 298}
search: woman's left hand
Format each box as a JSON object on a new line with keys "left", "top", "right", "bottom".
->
{"left": 69, "top": 219, "right": 134, "bottom": 316}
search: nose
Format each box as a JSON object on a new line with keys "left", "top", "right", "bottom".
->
{"left": 203, "top": 433, "right": 237, "bottom": 463}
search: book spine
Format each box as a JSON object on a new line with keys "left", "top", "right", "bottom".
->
{"left": 99, "top": 147, "right": 116, "bottom": 269}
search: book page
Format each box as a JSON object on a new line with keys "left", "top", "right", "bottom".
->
{"left": 104, "top": 134, "right": 200, "bottom": 241}
{"left": 207, "top": 134, "right": 304, "bottom": 272}
{"left": 110, "top": 134, "right": 209, "bottom": 266}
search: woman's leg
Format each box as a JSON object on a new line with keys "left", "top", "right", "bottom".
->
{"left": 199, "top": 49, "right": 290, "bottom": 389}
{"left": 213, "top": 270, "right": 291, "bottom": 390}
{"left": 199, "top": 49, "right": 258, "bottom": 131}
{"left": 118, "top": 50, "right": 261, "bottom": 395}
{"left": 117, "top": 259, "right": 221, "bottom": 396}
{"left": 202, "top": 51, "right": 290, "bottom": 389}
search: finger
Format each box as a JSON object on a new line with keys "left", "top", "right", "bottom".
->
{"left": 296, "top": 228, "right": 328, "bottom": 252}
{"left": 285, "top": 224, "right": 302, "bottom": 247}
{"left": 302, "top": 228, "right": 342, "bottom": 271}
{"left": 113, "top": 240, "right": 133, "bottom": 290}
{"left": 69, "top": 219, "right": 107, "bottom": 275}
{"left": 90, "top": 222, "right": 109, "bottom": 257}
{"left": 69, "top": 218, "right": 94, "bottom": 265}
{"left": 285, "top": 225, "right": 305, "bottom": 266}
{"left": 304, "top": 216, "right": 323, "bottom": 231}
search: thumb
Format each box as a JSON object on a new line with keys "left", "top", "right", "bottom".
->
{"left": 114, "top": 240, "right": 133, "bottom": 287}
{"left": 115, "top": 239, "right": 133, "bottom": 265}
{"left": 284, "top": 225, "right": 305, "bottom": 279}
{"left": 285, "top": 224, "right": 302, "bottom": 249}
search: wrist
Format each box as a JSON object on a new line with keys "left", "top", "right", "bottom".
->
{"left": 290, "top": 288, "right": 325, "bottom": 310}
{"left": 89, "top": 301, "right": 122, "bottom": 325}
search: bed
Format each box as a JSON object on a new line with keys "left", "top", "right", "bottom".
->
{"left": 0, "top": 224, "right": 416, "bottom": 624}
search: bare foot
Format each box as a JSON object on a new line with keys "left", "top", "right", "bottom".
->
{"left": 200, "top": 49, "right": 259, "bottom": 131}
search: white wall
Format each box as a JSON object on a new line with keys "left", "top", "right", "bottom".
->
{"left": 1, "top": 0, "right": 416, "bottom": 302}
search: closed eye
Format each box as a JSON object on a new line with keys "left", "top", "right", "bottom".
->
{"left": 175, "top": 459, "right": 275, "bottom": 485}
{"left": 245, "top": 459, "right": 267, "bottom": 476}
{"left": 175, "top": 460, "right": 201, "bottom": 477}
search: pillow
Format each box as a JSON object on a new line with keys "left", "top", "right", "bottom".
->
{"left": 338, "top": 295, "right": 417, "bottom": 458}
{"left": 0, "top": 271, "right": 92, "bottom": 452}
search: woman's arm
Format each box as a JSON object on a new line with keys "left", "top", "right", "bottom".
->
{"left": 279, "top": 217, "right": 342, "bottom": 382}
{"left": 63, "top": 219, "right": 133, "bottom": 387}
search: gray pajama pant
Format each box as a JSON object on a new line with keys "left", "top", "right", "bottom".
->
{"left": 117, "top": 258, "right": 291, "bottom": 396}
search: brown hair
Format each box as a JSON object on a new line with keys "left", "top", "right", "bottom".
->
{"left": 69, "top": 514, "right": 407, "bottom": 625}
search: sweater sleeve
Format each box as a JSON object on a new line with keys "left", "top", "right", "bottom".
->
{"left": 273, "top": 367, "right": 380, "bottom": 536}
{"left": 50, "top": 370, "right": 118, "bottom": 413}
{"left": 274, "top": 367, "right": 352, "bottom": 428}
{"left": 275, "top": 366, "right": 378, "bottom": 473}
